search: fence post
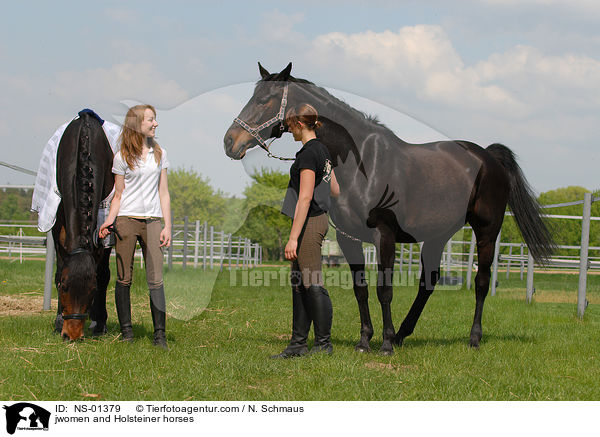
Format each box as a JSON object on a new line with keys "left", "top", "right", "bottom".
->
{"left": 18, "top": 227, "right": 23, "bottom": 264}
{"left": 520, "top": 244, "right": 524, "bottom": 281}
{"left": 417, "top": 242, "right": 423, "bottom": 279}
{"left": 467, "top": 232, "right": 476, "bottom": 290}
{"left": 399, "top": 243, "right": 404, "bottom": 273}
{"left": 210, "top": 226, "right": 214, "bottom": 269}
{"left": 577, "top": 193, "right": 592, "bottom": 319}
{"left": 506, "top": 245, "right": 512, "bottom": 279}
{"left": 227, "top": 234, "right": 233, "bottom": 270}
{"left": 220, "top": 231, "right": 225, "bottom": 272}
{"left": 526, "top": 251, "right": 535, "bottom": 303}
{"left": 491, "top": 230, "right": 501, "bottom": 296}
{"left": 183, "top": 216, "right": 188, "bottom": 270}
{"left": 203, "top": 221, "right": 207, "bottom": 271}
{"left": 43, "top": 231, "right": 55, "bottom": 311}
{"left": 408, "top": 244, "right": 413, "bottom": 279}
{"left": 445, "top": 239, "right": 451, "bottom": 276}
{"left": 194, "top": 220, "right": 200, "bottom": 268}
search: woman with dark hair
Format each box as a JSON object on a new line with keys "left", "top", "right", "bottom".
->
{"left": 99, "top": 104, "right": 171, "bottom": 349}
{"left": 273, "top": 103, "right": 340, "bottom": 358}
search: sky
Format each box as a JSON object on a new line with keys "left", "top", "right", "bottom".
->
{"left": 1, "top": 0, "right": 599, "bottom": 197}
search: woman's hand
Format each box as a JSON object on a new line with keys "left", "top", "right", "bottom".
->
{"left": 98, "top": 220, "right": 113, "bottom": 239}
{"left": 330, "top": 169, "right": 340, "bottom": 198}
{"left": 284, "top": 238, "right": 298, "bottom": 261}
{"left": 160, "top": 227, "right": 171, "bottom": 248}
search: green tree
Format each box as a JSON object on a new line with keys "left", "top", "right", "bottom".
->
{"left": 0, "top": 188, "right": 37, "bottom": 235}
{"left": 168, "top": 168, "right": 227, "bottom": 227}
{"left": 235, "top": 169, "right": 291, "bottom": 261}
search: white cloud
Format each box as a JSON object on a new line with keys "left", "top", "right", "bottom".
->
{"left": 473, "top": 45, "right": 600, "bottom": 113}
{"left": 51, "top": 62, "right": 189, "bottom": 110}
{"left": 259, "top": 11, "right": 305, "bottom": 43}
{"left": 0, "top": 62, "right": 189, "bottom": 186}
{"left": 311, "top": 25, "right": 526, "bottom": 115}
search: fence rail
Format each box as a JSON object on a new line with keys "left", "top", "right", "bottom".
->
{"left": 0, "top": 219, "right": 262, "bottom": 270}
{"left": 1, "top": 194, "right": 598, "bottom": 317}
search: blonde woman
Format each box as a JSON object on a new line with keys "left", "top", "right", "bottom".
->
{"left": 99, "top": 105, "right": 171, "bottom": 349}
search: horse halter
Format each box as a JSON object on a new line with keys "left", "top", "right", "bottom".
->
{"left": 233, "top": 82, "right": 295, "bottom": 161}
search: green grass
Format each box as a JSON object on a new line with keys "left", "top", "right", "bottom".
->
{"left": 1, "top": 260, "right": 599, "bottom": 401}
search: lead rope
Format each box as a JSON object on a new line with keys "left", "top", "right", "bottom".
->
{"left": 328, "top": 217, "right": 362, "bottom": 242}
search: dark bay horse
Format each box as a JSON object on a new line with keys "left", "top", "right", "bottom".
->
{"left": 224, "top": 63, "right": 555, "bottom": 355}
{"left": 53, "top": 111, "right": 114, "bottom": 340}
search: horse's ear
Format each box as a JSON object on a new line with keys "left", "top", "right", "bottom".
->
{"left": 258, "top": 62, "right": 270, "bottom": 79}
{"left": 275, "top": 62, "right": 292, "bottom": 81}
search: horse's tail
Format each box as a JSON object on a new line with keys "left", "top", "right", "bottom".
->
{"left": 486, "top": 143, "right": 555, "bottom": 264}
{"left": 76, "top": 113, "right": 96, "bottom": 249}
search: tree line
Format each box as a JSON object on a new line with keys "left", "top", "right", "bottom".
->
{"left": 0, "top": 170, "right": 597, "bottom": 260}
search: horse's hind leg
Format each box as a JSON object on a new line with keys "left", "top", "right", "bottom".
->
{"left": 469, "top": 226, "right": 499, "bottom": 348}
{"left": 395, "top": 238, "right": 445, "bottom": 346}
{"left": 90, "top": 248, "right": 111, "bottom": 336}
{"left": 337, "top": 233, "right": 373, "bottom": 352}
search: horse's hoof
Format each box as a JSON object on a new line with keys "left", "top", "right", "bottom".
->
{"left": 379, "top": 349, "right": 394, "bottom": 356}
{"left": 355, "top": 344, "right": 371, "bottom": 353}
{"left": 91, "top": 324, "right": 108, "bottom": 337}
{"left": 469, "top": 339, "right": 480, "bottom": 349}
{"left": 394, "top": 335, "right": 404, "bottom": 346}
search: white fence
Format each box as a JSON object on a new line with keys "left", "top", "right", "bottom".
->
{"left": 1, "top": 195, "right": 597, "bottom": 317}
{"left": 0, "top": 220, "right": 262, "bottom": 269}
{"left": 0, "top": 218, "right": 262, "bottom": 311}
{"left": 167, "top": 219, "right": 262, "bottom": 270}
{"left": 358, "top": 192, "right": 599, "bottom": 319}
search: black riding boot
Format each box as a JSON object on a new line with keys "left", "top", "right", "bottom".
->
{"left": 150, "top": 285, "right": 168, "bottom": 350}
{"left": 115, "top": 282, "right": 134, "bottom": 342}
{"left": 270, "top": 286, "right": 311, "bottom": 359}
{"left": 305, "top": 285, "right": 333, "bottom": 355}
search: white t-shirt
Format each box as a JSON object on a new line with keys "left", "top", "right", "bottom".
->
{"left": 112, "top": 147, "right": 170, "bottom": 218}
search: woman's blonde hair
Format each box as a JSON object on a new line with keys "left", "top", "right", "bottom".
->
{"left": 119, "top": 104, "right": 162, "bottom": 170}
{"left": 286, "top": 103, "right": 322, "bottom": 131}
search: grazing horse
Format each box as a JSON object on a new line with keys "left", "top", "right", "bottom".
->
{"left": 53, "top": 112, "right": 115, "bottom": 341}
{"left": 223, "top": 63, "right": 555, "bottom": 355}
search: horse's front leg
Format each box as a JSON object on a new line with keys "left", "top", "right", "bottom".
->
{"left": 337, "top": 233, "right": 373, "bottom": 352}
{"left": 395, "top": 238, "right": 445, "bottom": 346}
{"left": 90, "top": 247, "right": 111, "bottom": 336}
{"left": 376, "top": 226, "right": 397, "bottom": 355}
{"left": 52, "top": 227, "right": 64, "bottom": 334}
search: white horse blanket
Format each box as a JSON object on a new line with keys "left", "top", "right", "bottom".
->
{"left": 31, "top": 117, "right": 120, "bottom": 232}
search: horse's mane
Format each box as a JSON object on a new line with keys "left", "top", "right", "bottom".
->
{"left": 259, "top": 75, "right": 390, "bottom": 131}
{"left": 76, "top": 115, "right": 96, "bottom": 249}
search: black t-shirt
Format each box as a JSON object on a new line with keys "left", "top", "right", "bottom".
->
{"left": 281, "top": 139, "right": 332, "bottom": 219}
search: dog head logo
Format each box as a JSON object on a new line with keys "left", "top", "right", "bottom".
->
{"left": 3, "top": 403, "right": 51, "bottom": 435}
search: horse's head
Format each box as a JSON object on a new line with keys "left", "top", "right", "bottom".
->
{"left": 58, "top": 251, "right": 96, "bottom": 341}
{"left": 224, "top": 62, "right": 293, "bottom": 159}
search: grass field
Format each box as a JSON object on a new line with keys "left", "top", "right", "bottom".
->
{"left": 1, "top": 259, "right": 599, "bottom": 401}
